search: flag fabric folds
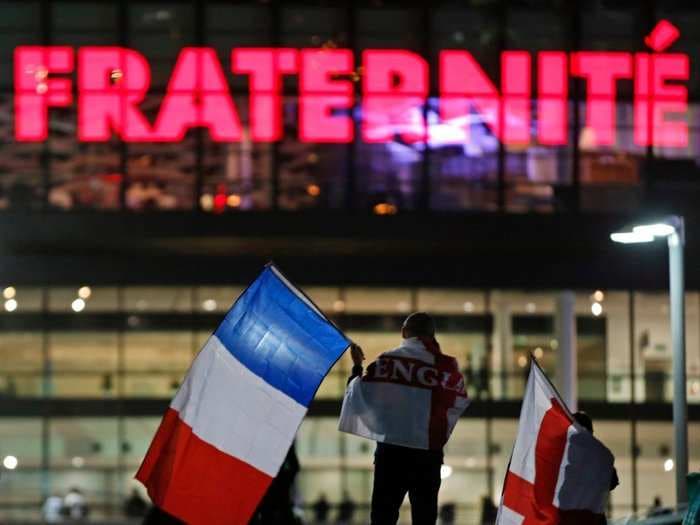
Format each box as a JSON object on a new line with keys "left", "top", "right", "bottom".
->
{"left": 136, "top": 265, "right": 350, "bottom": 525}
{"left": 497, "top": 361, "right": 615, "bottom": 525}
{"left": 338, "top": 337, "right": 469, "bottom": 450}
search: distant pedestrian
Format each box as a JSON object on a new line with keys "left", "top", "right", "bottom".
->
{"left": 42, "top": 494, "right": 63, "bottom": 523}
{"left": 124, "top": 488, "right": 148, "bottom": 518}
{"left": 336, "top": 491, "right": 356, "bottom": 524}
{"left": 142, "top": 506, "right": 183, "bottom": 524}
{"left": 439, "top": 502, "right": 456, "bottom": 525}
{"left": 479, "top": 496, "right": 497, "bottom": 525}
{"left": 463, "top": 355, "right": 475, "bottom": 398}
{"left": 647, "top": 495, "right": 670, "bottom": 517}
{"left": 250, "top": 443, "right": 300, "bottom": 524}
{"left": 312, "top": 493, "right": 330, "bottom": 523}
{"left": 478, "top": 356, "right": 490, "bottom": 399}
{"left": 63, "top": 487, "right": 88, "bottom": 520}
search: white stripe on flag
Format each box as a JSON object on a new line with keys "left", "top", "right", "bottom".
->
{"left": 171, "top": 335, "right": 306, "bottom": 477}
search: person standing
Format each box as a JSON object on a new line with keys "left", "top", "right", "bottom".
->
{"left": 124, "top": 488, "right": 148, "bottom": 518}
{"left": 250, "top": 443, "right": 300, "bottom": 525}
{"left": 63, "top": 487, "right": 88, "bottom": 520}
{"left": 42, "top": 494, "right": 63, "bottom": 523}
{"left": 339, "top": 312, "right": 469, "bottom": 525}
{"left": 312, "top": 493, "right": 330, "bottom": 524}
{"left": 336, "top": 491, "right": 356, "bottom": 525}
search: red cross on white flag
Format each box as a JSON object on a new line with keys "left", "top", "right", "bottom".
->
{"left": 496, "top": 361, "right": 615, "bottom": 525}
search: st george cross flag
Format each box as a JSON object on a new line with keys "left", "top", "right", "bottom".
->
{"left": 136, "top": 265, "right": 350, "bottom": 525}
{"left": 338, "top": 337, "right": 469, "bottom": 450}
{"left": 497, "top": 360, "right": 615, "bottom": 525}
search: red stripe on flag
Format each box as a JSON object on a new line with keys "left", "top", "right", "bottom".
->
{"left": 502, "top": 398, "right": 572, "bottom": 524}
{"left": 136, "top": 408, "right": 272, "bottom": 525}
{"left": 428, "top": 355, "right": 464, "bottom": 449}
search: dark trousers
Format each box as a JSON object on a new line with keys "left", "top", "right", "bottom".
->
{"left": 370, "top": 444, "right": 442, "bottom": 525}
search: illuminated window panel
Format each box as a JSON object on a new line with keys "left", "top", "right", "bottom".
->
{"left": 123, "top": 331, "right": 193, "bottom": 372}
{"left": 48, "top": 287, "right": 118, "bottom": 313}
{"left": 124, "top": 286, "right": 193, "bottom": 313}
{"left": 344, "top": 287, "right": 413, "bottom": 315}
{"left": 416, "top": 289, "right": 485, "bottom": 314}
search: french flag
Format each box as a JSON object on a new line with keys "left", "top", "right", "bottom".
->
{"left": 136, "top": 265, "right": 350, "bottom": 525}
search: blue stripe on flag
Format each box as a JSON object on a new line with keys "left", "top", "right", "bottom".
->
{"left": 214, "top": 267, "right": 349, "bottom": 407}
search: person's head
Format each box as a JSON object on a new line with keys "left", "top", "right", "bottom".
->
{"left": 402, "top": 312, "right": 435, "bottom": 339}
{"left": 654, "top": 496, "right": 662, "bottom": 506}
{"left": 573, "top": 411, "right": 593, "bottom": 434}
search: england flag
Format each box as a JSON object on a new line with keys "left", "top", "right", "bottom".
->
{"left": 497, "top": 360, "right": 615, "bottom": 525}
{"left": 338, "top": 336, "right": 469, "bottom": 450}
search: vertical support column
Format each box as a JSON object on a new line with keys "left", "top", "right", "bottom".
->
{"left": 556, "top": 291, "right": 577, "bottom": 411}
{"left": 40, "top": 286, "right": 50, "bottom": 500}
{"left": 629, "top": 291, "right": 639, "bottom": 514}
{"left": 490, "top": 291, "right": 512, "bottom": 399}
{"left": 484, "top": 290, "right": 495, "bottom": 501}
{"left": 669, "top": 227, "right": 688, "bottom": 505}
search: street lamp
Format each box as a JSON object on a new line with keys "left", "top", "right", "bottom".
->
{"left": 611, "top": 215, "right": 688, "bottom": 505}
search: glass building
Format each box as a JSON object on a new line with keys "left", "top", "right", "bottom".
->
{"left": 1, "top": 1, "right": 700, "bottom": 523}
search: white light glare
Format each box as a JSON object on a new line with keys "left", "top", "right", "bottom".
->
{"left": 4, "top": 299, "right": 17, "bottom": 312}
{"left": 610, "top": 232, "right": 655, "bottom": 244}
{"left": 71, "top": 298, "right": 86, "bottom": 312}
{"left": 664, "top": 458, "right": 674, "bottom": 472}
{"left": 202, "top": 299, "right": 217, "bottom": 312}
{"left": 633, "top": 223, "right": 676, "bottom": 238}
{"left": 591, "top": 302, "right": 603, "bottom": 317}
{"left": 440, "top": 465, "right": 453, "bottom": 480}
{"left": 3, "top": 455, "right": 18, "bottom": 470}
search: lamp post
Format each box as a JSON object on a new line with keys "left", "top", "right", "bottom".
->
{"left": 611, "top": 216, "right": 688, "bottom": 505}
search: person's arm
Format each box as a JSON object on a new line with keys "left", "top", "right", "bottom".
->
{"left": 609, "top": 466, "right": 619, "bottom": 491}
{"left": 347, "top": 343, "right": 365, "bottom": 385}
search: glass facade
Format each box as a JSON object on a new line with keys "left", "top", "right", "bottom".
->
{"left": 1, "top": 285, "right": 700, "bottom": 522}
{"left": 2, "top": 1, "right": 700, "bottom": 524}
{"left": 1, "top": 1, "right": 700, "bottom": 214}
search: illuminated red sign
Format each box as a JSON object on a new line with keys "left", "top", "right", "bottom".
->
{"left": 14, "top": 20, "right": 689, "bottom": 148}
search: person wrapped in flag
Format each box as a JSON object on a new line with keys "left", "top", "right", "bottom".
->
{"left": 136, "top": 265, "right": 350, "bottom": 525}
{"left": 338, "top": 312, "right": 470, "bottom": 525}
{"left": 497, "top": 359, "right": 619, "bottom": 525}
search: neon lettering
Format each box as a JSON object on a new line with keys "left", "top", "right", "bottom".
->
{"left": 78, "top": 47, "right": 153, "bottom": 141}
{"left": 15, "top": 46, "right": 73, "bottom": 141}
{"left": 634, "top": 25, "right": 689, "bottom": 148}
{"left": 232, "top": 48, "right": 298, "bottom": 142}
{"left": 299, "top": 49, "right": 354, "bottom": 143}
{"left": 8, "top": 21, "right": 689, "bottom": 150}
{"left": 362, "top": 50, "right": 428, "bottom": 143}
{"left": 571, "top": 52, "right": 633, "bottom": 146}
{"left": 440, "top": 50, "right": 531, "bottom": 145}
{"left": 538, "top": 52, "right": 568, "bottom": 145}
{"left": 153, "top": 48, "right": 242, "bottom": 141}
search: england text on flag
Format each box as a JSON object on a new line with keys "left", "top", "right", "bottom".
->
{"left": 136, "top": 265, "right": 350, "bottom": 525}
{"left": 497, "top": 361, "right": 615, "bottom": 525}
{"left": 338, "top": 337, "right": 469, "bottom": 450}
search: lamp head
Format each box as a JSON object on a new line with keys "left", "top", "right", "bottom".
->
{"left": 611, "top": 216, "right": 683, "bottom": 245}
